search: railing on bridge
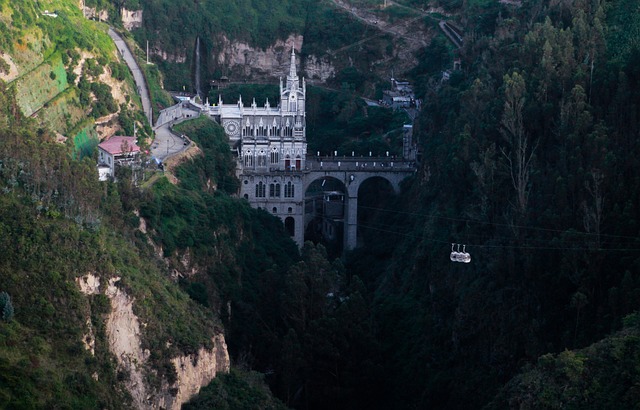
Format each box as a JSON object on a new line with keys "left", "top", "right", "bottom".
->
{"left": 238, "top": 156, "right": 416, "bottom": 174}
{"left": 306, "top": 156, "right": 415, "bottom": 172}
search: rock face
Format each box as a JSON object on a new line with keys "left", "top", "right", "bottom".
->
{"left": 0, "top": 52, "right": 19, "bottom": 82}
{"left": 121, "top": 8, "right": 143, "bottom": 31}
{"left": 160, "top": 335, "right": 230, "bottom": 409}
{"left": 76, "top": 274, "right": 230, "bottom": 409}
{"left": 215, "top": 34, "right": 335, "bottom": 82}
{"left": 303, "top": 53, "right": 335, "bottom": 82}
{"left": 83, "top": 6, "right": 109, "bottom": 22}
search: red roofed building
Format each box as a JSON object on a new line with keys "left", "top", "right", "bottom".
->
{"left": 97, "top": 136, "right": 141, "bottom": 181}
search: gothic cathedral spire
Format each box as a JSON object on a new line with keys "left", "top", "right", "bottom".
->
{"left": 289, "top": 45, "right": 297, "bottom": 80}
{"left": 287, "top": 45, "right": 298, "bottom": 91}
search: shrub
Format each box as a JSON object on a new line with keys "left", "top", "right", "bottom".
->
{"left": 0, "top": 291, "right": 14, "bottom": 321}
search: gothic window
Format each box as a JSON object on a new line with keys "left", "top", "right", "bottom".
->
{"left": 244, "top": 150, "right": 253, "bottom": 167}
{"left": 255, "top": 182, "right": 266, "bottom": 198}
{"left": 269, "top": 183, "right": 281, "bottom": 197}
{"left": 284, "top": 181, "right": 295, "bottom": 198}
{"left": 270, "top": 148, "right": 279, "bottom": 164}
{"left": 258, "top": 150, "right": 267, "bottom": 167}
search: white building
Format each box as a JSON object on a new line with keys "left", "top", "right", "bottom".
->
{"left": 97, "top": 135, "right": 141, "bottom": 181}
{"left": 214, "top": 47, "right": 307, "bottom": 244}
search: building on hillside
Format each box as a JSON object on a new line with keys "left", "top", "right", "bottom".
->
{"left": 382, "top": 77, "right": 415, "bottom": 109}
{"left": 212, "top": 46, "right": 307, "bottom": 243}
{"left": 97, "top": 135, "right": 141, "bottom": 181}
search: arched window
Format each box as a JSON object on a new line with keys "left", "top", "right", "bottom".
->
{"left": 272, "top": 207, "right": 277, "bottom": 213}
{"left": 284, "top": 181, "right": 295, "bottom": 198}
{"left": 270, "top": 148, "right": 279, "bottom": 164}
{"left": 269, "top": 183, "right": 281, "bottom": 198}
{"left": 258, "top": 150, "right": 267, "bottom": 167}
{"left": 244, "top": 150, "right": 253, "bottom": 167}
{"left": 284, "top": 155, "right": 291, "bottom": 170}
{"left": 255, "top": 182, "right": 266, "bottom": 198}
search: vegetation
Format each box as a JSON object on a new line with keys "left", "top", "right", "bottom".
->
{"left": 0, "top": 79, "right": 217, "bottom": 407}
{"left": 183, "top": 369, "right": 288, "bottom": 410}
{"left": 4, "top": 0, "right": 640, "bottom": 408}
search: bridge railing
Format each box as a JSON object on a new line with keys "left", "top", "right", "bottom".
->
{"left": 306, "top": 156, "right": 416, "bottom": 172}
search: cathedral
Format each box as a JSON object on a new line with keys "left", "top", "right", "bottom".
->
{"left": 214, "top": 47, "right": 307, "bottom": 245}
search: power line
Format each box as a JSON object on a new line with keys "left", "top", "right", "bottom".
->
{"left": 356, "top": 204, "right": 640, "bottom": 241}
{"left": 356, "top": 221, "right": 640, "bottom": 252}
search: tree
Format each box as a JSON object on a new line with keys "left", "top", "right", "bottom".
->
{"left": 0, "top": 291, "right": 14, "bottom": 321}
{"left": 500, "top": 72, "right": 537, "bottom": 216}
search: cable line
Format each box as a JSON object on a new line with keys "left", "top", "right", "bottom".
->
{"left": 357, "top": 204, "right": 640, "bottom": 241}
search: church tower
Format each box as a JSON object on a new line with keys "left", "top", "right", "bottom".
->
{"left": 217, "top": 45, "right": 307, "bottom": 246}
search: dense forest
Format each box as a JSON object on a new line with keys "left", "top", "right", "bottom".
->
{"left": 173, "top": 0, "right": 640, "bottom": 407}
{"left": 3, "top": 0, "right": 640, "bottom": 408}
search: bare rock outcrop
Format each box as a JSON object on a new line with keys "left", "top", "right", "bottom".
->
{"left": 76, "top": 274, "right": 230, "bottom": 409}
{"left": 121, "top": 8, "right": 143, "bottom": 31}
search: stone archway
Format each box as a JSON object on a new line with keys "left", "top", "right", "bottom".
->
{"left": 356, "top": 176, "right": 396, "bottom": 247}
{"left": 304, "top": 176, "right": 347, "bottom": 256}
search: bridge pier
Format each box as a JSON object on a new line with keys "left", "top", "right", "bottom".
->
{"left": 344, "top": 193, "right": 358, "bottom": 251}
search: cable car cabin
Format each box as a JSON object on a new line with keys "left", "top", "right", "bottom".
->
{"left": 323, "top": 191, "right": 344, "bottom": 219}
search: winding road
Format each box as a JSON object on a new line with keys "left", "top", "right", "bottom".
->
{"left": 150, "top": 105, "right": 200, "bottom": 161}
{"left": 108, "top": 28, "right": 153, "bottom": 126}
{"left": 108, "top": 27, "right": 191, "bottom": 162}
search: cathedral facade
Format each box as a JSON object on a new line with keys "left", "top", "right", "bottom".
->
{"left": 215, "top": 47, "right": 307, "bottom": 245}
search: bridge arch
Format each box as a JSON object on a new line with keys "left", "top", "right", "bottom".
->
{"left": 303, "top": 176, "right": 348, "bottom": 256}
{"left": 356, "top": 176, "right": 397, "bottom": 247}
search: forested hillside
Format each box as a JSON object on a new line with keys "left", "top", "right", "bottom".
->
{"left": 0, "top": 68, "right": 286, "bottom": 408}
{"left": 4, "top": 0, "right": 640, "bottom": 408}
{"left": 350, "top": 0, "right": 640, "bottom": 407}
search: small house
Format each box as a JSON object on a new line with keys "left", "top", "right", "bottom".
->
{"left": 97, "top": 136, "right": 141, "bottom": 181}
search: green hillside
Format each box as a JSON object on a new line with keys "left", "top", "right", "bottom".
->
{"left": 0, "top": 82, "right": 219, "bottom": 408}
{"left": 0, "top": 0, "right": 150, "bottom": 149}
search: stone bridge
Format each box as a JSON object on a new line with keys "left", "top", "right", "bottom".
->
{"left": 303, "top": 156, "right": 415, "bottom": 250}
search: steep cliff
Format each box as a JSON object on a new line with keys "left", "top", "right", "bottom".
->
{"left": 213, "top": 34, "right": 335, "bottom": 82}
{"left": 76, "top": 273, "right": 230, "bottom": 410}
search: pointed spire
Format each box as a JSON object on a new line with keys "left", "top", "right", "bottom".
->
{"left": 289, "top": 45, "right": 297, "bottom": 80}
